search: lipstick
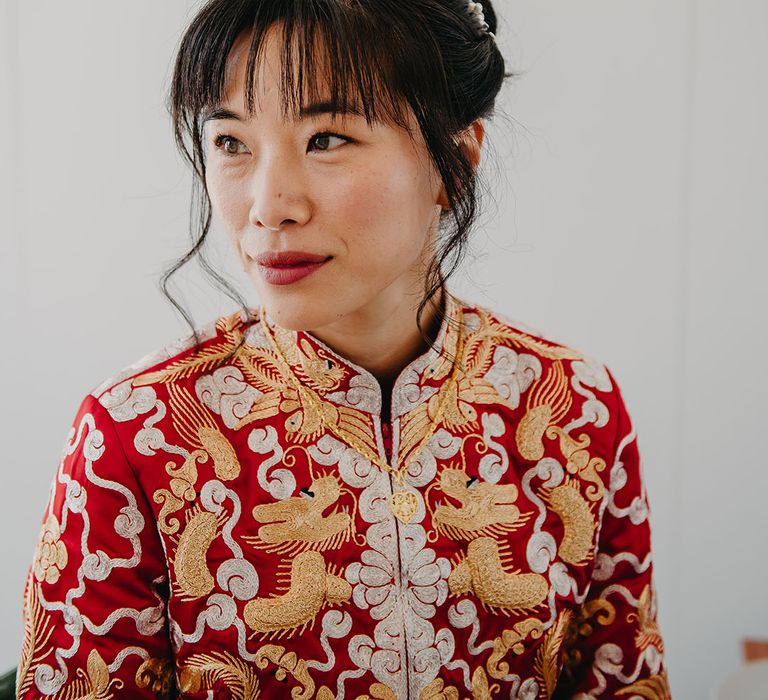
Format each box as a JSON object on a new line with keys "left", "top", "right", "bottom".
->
{"left": 254, "top": 250, "right": 331, "bottom": 286}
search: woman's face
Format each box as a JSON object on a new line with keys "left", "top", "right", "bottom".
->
{"left": 203, "top": 26, "right": 447, "bottom": 331}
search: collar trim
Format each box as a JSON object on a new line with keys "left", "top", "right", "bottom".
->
{"left": 257, "top": 292, "right": 465, "bottom": 420}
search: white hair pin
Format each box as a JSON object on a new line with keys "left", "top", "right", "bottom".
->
{"left": 464, "top": 1, "right": 496, "bottom": 41}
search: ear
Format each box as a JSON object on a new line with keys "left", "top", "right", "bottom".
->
{"left": 437, "top": 119, "right": 485, "bottom": 210}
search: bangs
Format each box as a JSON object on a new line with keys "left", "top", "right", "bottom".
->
{"left": 163, "top": 0, "right": 504, "bottom": 356}
{"left": 169, "top": 0, "right": 445, "bottom": 162}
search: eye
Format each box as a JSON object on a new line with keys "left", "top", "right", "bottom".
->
{"left": 211, "top": 131, "right": 352, "bottom": 159}
{"left": 308, "top": 131, "right": 351, "bottom": 153}
{"left": 212, "top": 133, "right": 248, "bottom": 157}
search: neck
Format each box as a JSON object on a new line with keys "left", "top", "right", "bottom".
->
{"left": 308, "top": 288, "right": 446, "bottom": 397}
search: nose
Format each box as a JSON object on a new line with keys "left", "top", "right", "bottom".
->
{"left": 247, "top": 152, "right": 311, "bottom": 232}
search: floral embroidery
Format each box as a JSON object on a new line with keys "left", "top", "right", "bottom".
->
{"left": 32, "top": 514, "right": 68, "bottom": 584}
{"left": 17, "top": 294, "right": 669, "bottom": 699}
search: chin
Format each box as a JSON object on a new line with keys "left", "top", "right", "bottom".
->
{"left": 258, "top": 294, "right": 336, "bottom": 332}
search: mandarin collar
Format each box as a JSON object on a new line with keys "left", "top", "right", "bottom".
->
{"left": 248, "top": 292, "right": 465, "bottom": 422}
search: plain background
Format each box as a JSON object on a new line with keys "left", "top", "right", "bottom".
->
{"left": 1, "top": 2, "right": 766, "bottom": 698}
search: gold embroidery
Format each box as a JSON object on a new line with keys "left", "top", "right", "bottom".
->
{"left": 33, "top": 514, "right": 68, "bottom": 584}
{"left": 486, "top": 617, "right": 545, "bottom": 679}
{"left": 278, "top": 383, "right": 377, "bottom": 449}
{"left": 54, "top": 649, "right": 124, "bottom": 700}
{"left": 130, "top": 309, "right": 303, "bottom": 444}
{"left": 167, "top": 383, "right": 242, "bottom": 480}
{"left": 615, "top": 671, "right": 672, "bottom": 699}
{"left": 401, "top": 376, "right": 473, "bottom": 461}
{"left": 198, "top": 425, "right": 240, "bottom": 480}
{"left": 354, "top": 682, "right": 398, "bottom": 700}
{"left": 545, "top": 426, "right": 606, "bottom": 501}
{"left": 431, "top": 466, "right": 532, "bottom": 541}
{"left": 448, "top": 537, "right": 548, "bottom": 614}
{"left": 515, "top": 405, "right": 552, "bottom": 462}
{"left": 279, "top": 386, "right": 322, "bottom": 440}
{"left": 170, "top": 506, "right": 228, "bottom": 600}
{"left": 481, "top": 315, "right": 582, "bottom": 362}
{"left": 135, "top": 656, "right": 176, "bottom": 697}
{"left": 132, "top": 312, "right": 250, "bottom": 386}
{"left": 16, "top": 573, "right": 54, "bottom": 698}
{"left": 276, "top": 332, "right": 347, "bottom": 393}
{"left": 261, "top": 298, "right": 468, "bottom": 525}
{"left": 179, "top": 650, "right": 260, "bottom": 698}
{"left": 82, "top": 649, "right": 124, "bottom": 699}
{"left": 20, "top": 647, "right": 123, "bottom": 700}
{"left": 415, "top": 665, "right": 500, "bottom": 700}
{"left": 455, "top": 310, "right": 578, "bottom": 419}
{"left": 150, "top": 383, "right": 244, "bottom": 535}
{"left": 561, "top": 599, "right": 616, "bottom": 671}
{"left": 228, "top": 350, "right": 299, "bottom": 431}
{"left": 419, "top": 677, "right": 461, "bottom": 699}
{"left": 538, "top": 479, "right": 597, "bottom": 565}
{"left": 439, "top": 389, "right": 492, "bottom": 442}
{"left": 153, "top": 449, "right": 205, "bottom": 535}
{"left": 398, "top": 296, "right": 465, "bottom": 465}
{"left": 253, "top": 644, "right": 318, "bottom": 699}
{"left": 244, "top": 550, "right": 351, "bottom": 638}
{"left": 248, "top": 319, "right": 380, "bottom": 449}
{"left": 453, "top": 312, "right": 497, "bottom": 380}
{"left": 246, "top": 472, "right": 356, "bottom": 557}
{"left": 180, "top": 645, "right": 328, "bottom": 699}
{"left": 469, "top": 665, "right": 499, "bottom": 700}
{"left": 533, "top": 609, "right": 573, "bottom": 699}
{"left": 390, "top": 490, "right": 419, "bottom": 522}
{"left": 434, "top": 310, "right": 582, "bottom": 448}
{"left": 628, "top": 584, "right": 665, "bottom": 653}
{"left": 515, "top": 361, "right": 572, "bottom": 462}
{"left": 19, "top": 299, "right": 663, "bottom": 699}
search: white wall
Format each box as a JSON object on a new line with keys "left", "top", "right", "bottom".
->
{"left": 1, "top": 2, "right": 766, "bottom": 698}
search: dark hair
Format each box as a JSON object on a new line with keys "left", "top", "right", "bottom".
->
{"left": 163, "top": 0, "right": 517, "bottom": 360}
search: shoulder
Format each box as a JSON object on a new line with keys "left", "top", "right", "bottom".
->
{"left": 462, "top": 299, "right": 618, "bottom": 388}
{"left": 81, "top": 307, "right": 262, "bottom": 427}
{"left": 459, "top": 298, "right": 627, "bottom": 441}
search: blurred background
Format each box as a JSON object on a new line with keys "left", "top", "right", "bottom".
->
{"left": 1, "top": 2, "right": 766, "bottom": 698}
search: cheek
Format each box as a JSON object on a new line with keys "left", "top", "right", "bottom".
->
{"left": 207, "top": 172, "right": 249, "bottom": 228}
{"left": 334, "top": 164, "right": 432, "bottom": 262}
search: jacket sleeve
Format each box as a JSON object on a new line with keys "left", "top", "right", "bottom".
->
{"left": 16, "top": 393, "right": 176, "bottom": 699}
{"left": 553, "top": 369, "right": 672, "bottom": 699}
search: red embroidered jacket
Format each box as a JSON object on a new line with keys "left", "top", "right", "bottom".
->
{"left": 16, "top": 293, "right": 671, "bottom": 699}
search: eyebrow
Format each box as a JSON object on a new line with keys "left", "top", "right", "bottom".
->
{"left": 202, "top": 100, "right": 364, "bottom": 123}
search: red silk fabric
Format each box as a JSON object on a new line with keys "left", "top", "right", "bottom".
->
{"left": 17, "top": 293, "right": 670, "bottom": 699}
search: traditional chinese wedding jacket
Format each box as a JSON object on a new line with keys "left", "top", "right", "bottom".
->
{"left": 17, "top": 292, "right": 671, "bottom": 699}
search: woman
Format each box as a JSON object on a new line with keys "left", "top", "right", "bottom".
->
{"left": 16, "top": 1, "right": 671, "bottom": 698}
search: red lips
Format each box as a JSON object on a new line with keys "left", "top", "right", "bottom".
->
{"left": 255, "top": 251, "right": 330, "bottom": 266}
{"left": 254, "top": 250, "right": 332, "bottom": 285}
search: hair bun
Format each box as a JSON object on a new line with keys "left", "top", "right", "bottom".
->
{"left": 464, "top": 0, "right": 496, "bottom": 41}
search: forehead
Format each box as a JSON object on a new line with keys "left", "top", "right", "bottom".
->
{"left": 204, "top": 22, "right": 413, "bottom": 134}
{"left": 218, "top": 25, "right": 354, "bottom": 117}
{"left": 222, "top": 28, "right": 290, "bottom": 97}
